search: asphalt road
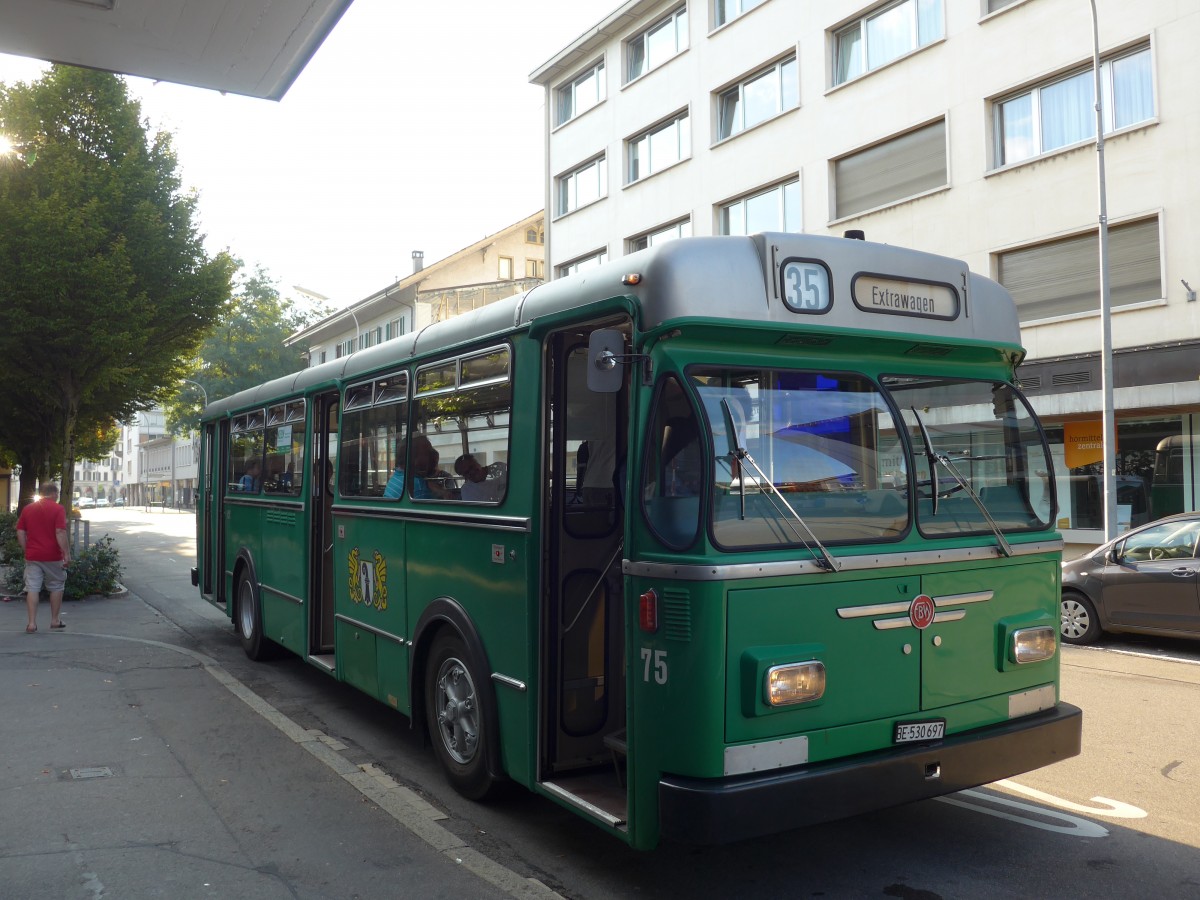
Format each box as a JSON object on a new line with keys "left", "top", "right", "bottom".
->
{"left": 71, "top": 509, "right": 1200, "bottom": 898}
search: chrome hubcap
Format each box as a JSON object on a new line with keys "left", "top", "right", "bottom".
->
{"left": 1061, "top": 598, "right": 1090, "bottom": 639}
{"left": 434, "top": 658, "right": 479, "bottom": 765}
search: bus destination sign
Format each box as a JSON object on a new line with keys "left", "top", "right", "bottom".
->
{"left": 852, "top": 274, "right": 959, "bottom": 321}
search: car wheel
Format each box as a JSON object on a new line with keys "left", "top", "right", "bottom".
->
{"left": 236, "top": 569, "right": 272, "bottom": 660}
{"left": 425, "top": 631, "right": 497, "bottom": 800}
{"left": 1060, "top": 591, "right": 1101, "bottom": 645}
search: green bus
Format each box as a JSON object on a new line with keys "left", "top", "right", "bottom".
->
{"left": 192, "top": 233, "right": 1081, "bottom": 850}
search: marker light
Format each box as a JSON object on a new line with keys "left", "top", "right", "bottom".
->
{"left": 1010, "top": 626, "right": 1057, "bottom": 664}
{"left": 621, "top": 273, "right": 642, "bottom": 286}
{"left": 639, "top": 589, "right": 658, "bottom": 633}
{"left": 765, "top": 661, "right": 826, "bottom": 707}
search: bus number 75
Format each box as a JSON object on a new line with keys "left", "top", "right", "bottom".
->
{"left": 641, "top": 648, "right": 668, "bottom": 685}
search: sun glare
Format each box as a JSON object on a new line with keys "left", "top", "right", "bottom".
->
{"left": 0, "top": 134, "right": 15, "bottom": 156}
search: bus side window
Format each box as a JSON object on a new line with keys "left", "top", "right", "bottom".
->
{"left": 641, "top": 375, "right": 702, "bottom": 549}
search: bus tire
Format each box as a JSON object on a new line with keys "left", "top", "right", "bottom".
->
{"left": 425, "top": 631, "right": 496, "bottom": 800}
{"left": 1060, "top": 591, "right": 1100, "bottom": 645}
{"left": 236, "top": 569, "right": 271, "bottom": 661}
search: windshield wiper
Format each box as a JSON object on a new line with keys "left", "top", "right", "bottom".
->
{"left": 908, "top": 407, "right": 1013, "bottom": 558}
{"left": 720, "top": 399, "right": 840, "bottom": 572}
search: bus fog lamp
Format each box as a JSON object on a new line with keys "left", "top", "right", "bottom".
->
{"left": 765, "top": 661, "right": 825, "bottom": 706}
{"left": 1010, "top": 626, "right": 1056, "bottom": 664}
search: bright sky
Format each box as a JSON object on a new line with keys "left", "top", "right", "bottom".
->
{"left": 0, "top": 0, "right": 616, "bottom": 309}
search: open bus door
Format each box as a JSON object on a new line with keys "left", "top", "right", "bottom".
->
{"left": 540, "top": 320, "right": 631, "bottom": 827}
{"left": 197, "top": 419, "right": 228, "bottom": 603}
{"left": 309, "top": 392, "right": 338, "bottom": 667}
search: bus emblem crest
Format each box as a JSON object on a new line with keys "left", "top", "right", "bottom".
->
{"left": 347, "top": 547, "right": 388, "bottom": 611}
{"left": 909, "top": 594, "right": 936, "bottom": 630}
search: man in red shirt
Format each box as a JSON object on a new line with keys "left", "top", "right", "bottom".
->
{"left": 17, "top": 483, "right": 71, "bottom": 633}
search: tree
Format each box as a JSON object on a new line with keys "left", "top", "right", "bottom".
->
{"left": 167, "top": 266, "right": 326, "bottom": 434}
{"left": 0, "top": 65, "right": 235, "bottom": 509}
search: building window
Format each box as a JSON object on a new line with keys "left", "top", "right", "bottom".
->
{"left": 717, "top": 56, "right": 798, "bottom": 140}
{"left": 525, "top": 259, "right": 545, "bottom": 278}
{"left": 627, "top": 6, "right": 688, "bottom": 82}
{"left": 525, "top": 225, "right": 545, "bottom": 244}
{"left": 994, "top": 44, "right": 1153, "bottom": 167}
{"left": 833, "top": 118, "right": 946, "bottom": 219}
{"left": 385, "top": 317, "right": 406, "bottom": 340}
{"left": 630, "top": 219, "right": 692, "bottom": 252}
{"left": 558, "top": 249, "right": 608, "bottom": 278}
{"left": 498, "top": 256, "right": 514, "bottom": 280}
{"left": 336, "top": 338, "right": 354, "bottom": 359}
{"left": 556, "top": 155, "right": 607, "bottom": 216}
{"left": 556, "top": 60, "right": 605, "bottom": 127}
{"left": 985, "top": 0, "right": 1021, "bottom": 12}
{"left": 715, "top": 0, "right": 766, "bottom": 29}
{"left": 834, "top": 0, "right": 943, "bottom": 86}
{"left": 720, "top": 178, "right": 800, "bottom": 235}
{"left": 319, "top": 350, "right": 327, "bottom": 364}
{"left": 997, "top": 217, "right": 1161, "bottom": 322}
{"left": 628, "top": 111, "right": 690, "bottom": 183}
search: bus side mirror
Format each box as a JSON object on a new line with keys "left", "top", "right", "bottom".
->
{"left": 587, "top": 329, "right": 626, "bottom": 394}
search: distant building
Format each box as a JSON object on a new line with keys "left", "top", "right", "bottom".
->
{"left": 287, "top": 213, "right": 545, "bottom": 364}
{"left": 531, "top": 0, "right": 1199, "bottom": 546}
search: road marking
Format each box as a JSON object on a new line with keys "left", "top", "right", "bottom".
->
{"left": 992, "top": 778, "right": 1146, "bottom": 818}
{"left": 1070, "top": 644, "right": 1200, "bottom": 667}
{"left": 47, "top": 632, "right": 563, "bottom": 900}
{"left": 936, "top": 790, "right": 1110, "bottom": 837}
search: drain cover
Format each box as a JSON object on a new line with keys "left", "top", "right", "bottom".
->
{"left": 69, "top": 767, "right": 115, "bottom": 780}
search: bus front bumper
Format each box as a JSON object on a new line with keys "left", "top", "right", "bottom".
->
{"left": 658, "top": 702, "right": 1082, "bottom": 845}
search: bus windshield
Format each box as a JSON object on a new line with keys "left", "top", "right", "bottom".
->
{"left": 883, "top": 375, "right": 1054, "bottom": 536}
{"left": 692, "top": 368, "right": 908, "bottom": 549}
{"left": 688, "top": 368, "right": 1054, "bottom": 550}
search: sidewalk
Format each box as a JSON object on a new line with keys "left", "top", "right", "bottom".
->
{"left": 0, "top": 590, "right": 538, "bottom": 899}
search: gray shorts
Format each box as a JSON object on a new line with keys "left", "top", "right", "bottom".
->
{"left": 25, "top": 560, "right": 67, "bottom": 594}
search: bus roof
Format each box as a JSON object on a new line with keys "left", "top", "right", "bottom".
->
{"left": 204, "top": 233, "right": 1020, "bottom": 418}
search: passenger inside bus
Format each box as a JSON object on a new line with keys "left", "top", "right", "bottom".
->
{"left": 384, "top": 433, "right": 435, "bottom": 499}
{"left": 238, "top": 459, "right": 261, "bottom": 493}
{"left": 455, "top": 453, "right": 506, "bottom": 502}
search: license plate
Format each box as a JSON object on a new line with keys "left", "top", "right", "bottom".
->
{"left": 894, "top": 719, "right": 945, "bottom": 744}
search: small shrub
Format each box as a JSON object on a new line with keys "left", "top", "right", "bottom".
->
{"left": 65, "top": 535, "right": 123, "bottom": 600}
{"left": 0, "top": 511, "right": 22, "bottom": 594}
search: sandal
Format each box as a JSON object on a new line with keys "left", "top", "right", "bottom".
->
{"left": 25, "top": 625, "right": 36, "bottom": 633}
{"left": 50, "top": 622, "right": 66, "bottom": 630}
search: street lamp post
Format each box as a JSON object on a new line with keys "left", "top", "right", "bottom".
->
{"left": 180, "top": 379, "right": 208, "bottom": 407}
{"left": 1089, "top": 0, "right": 1118, "bottom": 542}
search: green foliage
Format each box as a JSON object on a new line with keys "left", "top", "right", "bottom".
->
{"left": 0, "top": 510, "right": 20, "bottom": 591}
{"left": 64, "top": 535, "right": 123, "bottom": 601}
{"left": 166, "top": 266, "right": 326, "bottom": 433}
{"left": 0, "top": 65, "right": 235, "bottom": 502}
{"left": 0, "top": 511, "right": 122, "bottom": 599}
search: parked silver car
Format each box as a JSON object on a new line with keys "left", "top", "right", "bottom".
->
{"left": 1060, "top": 512, "right": 1200, "bottom": 644}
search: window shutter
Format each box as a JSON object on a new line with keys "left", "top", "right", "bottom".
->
{"left": 835, "top": 119, "right": 946, "bottom": 218}
{"left": 998, "top": 218, "right": 1161, "bottom": 320}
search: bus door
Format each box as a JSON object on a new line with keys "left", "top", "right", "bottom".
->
{"left": 542, "top": 322, "right": 630, "bottom": 785}
{"left": 199, "top": 421, "right": 222, "bottom": 600}
{"left": 309, "top": 391, "right": 338, "bottom": 664}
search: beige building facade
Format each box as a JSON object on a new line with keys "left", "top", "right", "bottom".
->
{"left": 287, "top": 213, "right": 545, "bottom": 366}
{"left": 532, "top": 0, "right": 1200, "bottom": 545}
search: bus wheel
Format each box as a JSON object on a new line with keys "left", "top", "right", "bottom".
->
{"left": 425, "top": 632, "right": 496, "bottom": 800}
{"left": 1060, "top": 591, "right": 1100, "bottom": 645}
{"left": 236, "top": 570, "right": 270, "bottom": 661}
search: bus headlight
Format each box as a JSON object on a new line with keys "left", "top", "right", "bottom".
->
{"left": 765, "top": 661, "right": 825, "bottom": 707}
{"left": 1010, "top": 626, "right": 1057, "bottom": 664}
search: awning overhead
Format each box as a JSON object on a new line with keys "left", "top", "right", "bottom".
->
{"left": 0, "top": 0, "right": 354, "bottom": 100}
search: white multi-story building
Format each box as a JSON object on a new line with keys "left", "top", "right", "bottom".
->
{"left": 531, "top": 0, "right": 1200, "bottom": 546}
